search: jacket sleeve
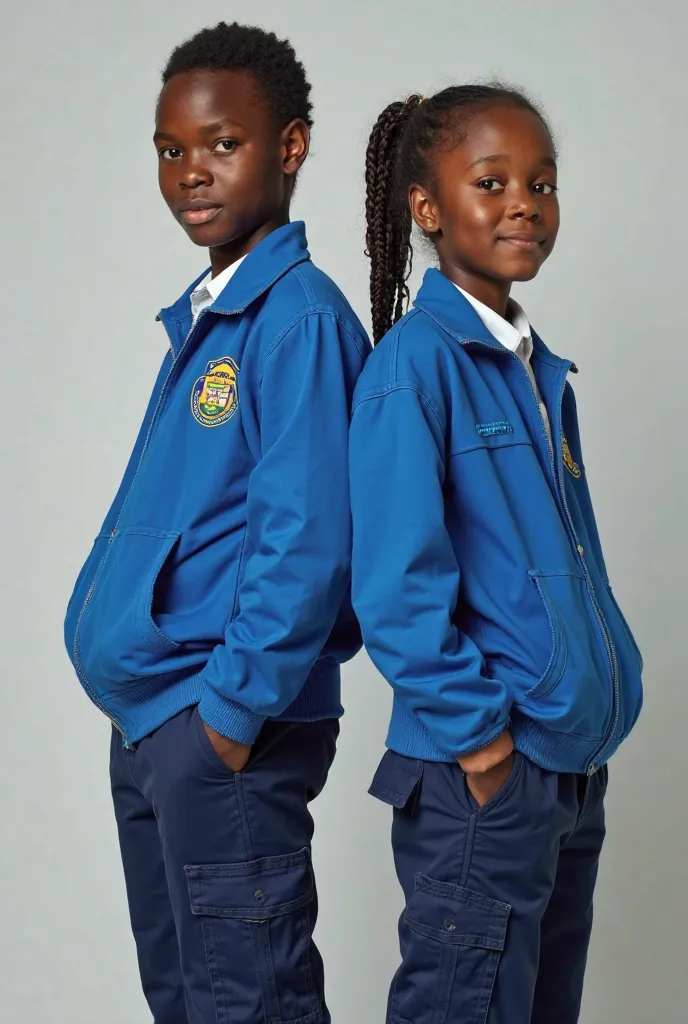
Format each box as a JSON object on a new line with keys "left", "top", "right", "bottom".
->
{"left": 349, "top": 384, "right": 510, "bottom": 757}
{"left": 198, "top": 311, "right": 362, "bottom": 742}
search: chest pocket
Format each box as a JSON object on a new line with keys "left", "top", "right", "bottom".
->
{"left": 448, "top": 415, "right": 534, "bottom": 460}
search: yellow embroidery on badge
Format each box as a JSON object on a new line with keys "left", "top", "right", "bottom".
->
{"left": 562, "top": 435, "right": 582, "bottom": 478}
{"left": 191, "top": 357, "right": 239, "bottom": 428}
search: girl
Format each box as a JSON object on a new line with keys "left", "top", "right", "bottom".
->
{"left": 349, "top": 86, "right": 643, "bottom": 1024}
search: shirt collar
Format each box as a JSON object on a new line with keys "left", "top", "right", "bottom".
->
{"left": 158, "top": 221, "right": 311, "bottom": 355}
{"left": 454, "top": 283, "right": 531, "bottom": 355}
{"left": 190, "top": 255, "right": 247, "bottom": 319}
{"left": 204, "top": 255, "right": 248, "bottom": 302}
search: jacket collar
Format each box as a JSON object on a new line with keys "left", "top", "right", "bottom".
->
{"left": 158, "top": 221, "right": 311, "bottom": 326}
{"left": 413, "top": 267, "right": 575, "bottom": 371}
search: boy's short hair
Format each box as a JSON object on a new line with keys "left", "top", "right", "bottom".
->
{"left": 162, "top": 21, "right": 313, "bottom": 130}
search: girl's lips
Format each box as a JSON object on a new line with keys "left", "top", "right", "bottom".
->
{"left": 498, "top": 237, "right": 543, "bottom": 250}
{"left": 180, "top": 206, "right": 222, "bottom": 225}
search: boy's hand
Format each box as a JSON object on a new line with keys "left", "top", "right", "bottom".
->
{"left": 202, "top": 722, "right": 252, "bottom": 772}
{"left": 458, "top": 730, "right": 515, "bottom": 808}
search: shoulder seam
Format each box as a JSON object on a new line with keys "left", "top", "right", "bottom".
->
{"left": 352, "top": 381, "right": 445, "bottom": 433}
{"left": 259, "top": 309, "right": 367, "bottom": 383}
{"left": 290, "top": 264, "right": 317, "bottom": 308}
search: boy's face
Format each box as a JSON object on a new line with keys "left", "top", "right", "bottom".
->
{"left": 154, "top": 70, "right": 307, "bottom": 256}
{"left": 410, "top": 104, "right": 559, "bottom": 305}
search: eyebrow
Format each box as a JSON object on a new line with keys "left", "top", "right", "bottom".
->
{"left": 153, "top": 119, "right": 247, "bottom": 144}
{"left": 466, "top": 153, "right": 557, "bottom": 171}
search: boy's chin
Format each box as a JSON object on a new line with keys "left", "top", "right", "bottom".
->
{"left": 182, "top": 224, "right": 231, "bottom": 248}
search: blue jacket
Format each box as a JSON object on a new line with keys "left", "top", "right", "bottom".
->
{"left": 349, "top": 268, "right": 643, "bottom": 774}
{"left": 64, "top": 223, "right": 370, "bottom": 745}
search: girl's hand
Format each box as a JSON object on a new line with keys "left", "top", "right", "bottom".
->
{"left": 458, "top": 729, "right": 515, "bottom": 807}
{"left": 202, "top": 722, "right": 252, "bottom": 772}
{"left": 464, "top": 752, "right": 516, "bottom": 808}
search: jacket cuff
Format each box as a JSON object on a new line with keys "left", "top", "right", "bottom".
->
{"left": 198, "top": 688, "right": 267, "bottom": 744}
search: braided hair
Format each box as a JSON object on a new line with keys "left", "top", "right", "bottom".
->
{"left": 364, "top": 85, "right": 552, "bottom": 344}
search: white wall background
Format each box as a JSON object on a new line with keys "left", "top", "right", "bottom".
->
{"left": 1, "top": 0, "right": 686, "bottom": 1020}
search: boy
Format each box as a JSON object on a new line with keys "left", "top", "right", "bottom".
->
{"left": 64, "top": 22, "right": 369, "bottom": 1024}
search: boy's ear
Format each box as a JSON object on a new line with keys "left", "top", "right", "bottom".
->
{"left": 409, "top": 184, "right": 440, "bottom": 234}
{"left": 282, "top": 119, "right": 310, "bottom": 177}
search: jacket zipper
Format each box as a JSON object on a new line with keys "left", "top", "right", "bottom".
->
{"left": 71, "top": 308, "right": 222, "bottom": 741}
{"left": 464, "top": 340, "right": 619, "bottom": 774}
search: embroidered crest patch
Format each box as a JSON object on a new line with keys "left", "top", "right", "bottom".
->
{"left": 562, "top": 435, "right": 582, "bottom": 478}
{"left": 191, "top": 357, "right": 239, "bottom": 428}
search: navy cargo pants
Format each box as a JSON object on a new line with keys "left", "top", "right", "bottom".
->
{"left": 371, "top": 750, "right": 607, "bottom": 1024}
{"left": 110, "top": 706, "right": 338, "bottom": 1024}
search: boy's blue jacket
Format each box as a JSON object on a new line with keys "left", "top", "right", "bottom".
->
{"left": 349, "top": 269, "right": 643, "bottom": 774}
{"left": 64, "top": 223, "right": 370, "bottom": 745}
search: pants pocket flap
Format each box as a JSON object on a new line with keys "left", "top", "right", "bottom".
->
{"left": 406, "top": 874, "right": 510, "bottom": 949}
{"left": 369, "top": 750, "right": 423, "bottom": 809}
{"left": 185, "top": 848, "right": 314, "bottom": 920}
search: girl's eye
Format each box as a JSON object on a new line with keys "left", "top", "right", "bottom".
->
{"left": 159, "top": 148, "right": 182, "bottom": 161}
{"left": 213, "top": 139, "right": 237, "bottom": 154}
{"left": 477, "top": 178, "right": 504, "bottom": 192}
{"left": 533, "top": 182, "right": 558, "bottom": 195}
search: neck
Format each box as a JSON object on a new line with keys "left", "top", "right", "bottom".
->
{"left": 209, "top": 211, "right": 291, "bottom": 277}
{"left": 438, "top": 258, "right": 511, "bottom": 318}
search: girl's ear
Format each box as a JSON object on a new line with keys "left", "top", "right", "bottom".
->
{"left": 409, "top": 184, "right": 440, "bottom": 234}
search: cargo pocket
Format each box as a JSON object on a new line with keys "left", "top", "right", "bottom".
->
{"left": 390, "top": 875, "right": 510, "bottom": 1024}
{"left": 185, "top": 848, "right": 321, "bottom": 1024}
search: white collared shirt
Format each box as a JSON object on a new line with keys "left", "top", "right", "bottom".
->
{"left": 190, "top": 255, "right": 247, "bottom": 322}
{"left": 455, "top": 284, "right": 552, "bottom": 447}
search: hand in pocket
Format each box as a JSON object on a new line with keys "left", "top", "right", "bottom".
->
{"left": 202, "top": 722, "right": 252, "bottom": 772}
{"left": 464, "top": 752, "right": 516, "bottom": 808}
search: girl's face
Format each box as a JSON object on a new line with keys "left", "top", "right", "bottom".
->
{"left": 409, "top": 103, "right": 559, "bottom": 310}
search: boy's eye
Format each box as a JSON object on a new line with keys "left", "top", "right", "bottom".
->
{"left": 159, "top": 147, "right": 182, "bottom": 161}
{"left": 477, "top": 178, "right": 504, "bottom": 192}
{"left": 213, "top": 139, "right": 237, "bottom": 154}
{"left": 533, "top": 182, "right": 558, "bottom": 195}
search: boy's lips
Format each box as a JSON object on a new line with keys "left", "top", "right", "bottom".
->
{"left": 178, "top": 201, "right": 223, "bottom": 225}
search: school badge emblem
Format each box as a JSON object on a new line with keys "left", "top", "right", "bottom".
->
{"left": 191, "top": 357, "right": 239, "bottom": 428}
{"left": 562, "top": 435, "right": 582, "bottom": 478}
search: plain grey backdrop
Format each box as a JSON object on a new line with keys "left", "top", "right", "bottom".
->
{"left": 2, "top": 0, "right": 686, "bottom": 1020}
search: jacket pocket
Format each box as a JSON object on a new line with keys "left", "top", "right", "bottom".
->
{"left": 522, "top": 570, "right": 612, "bottom": 737}
{"left": 524, "top": 571, "right": 570, "bottom": 699}
{"left": 77, "top": 527, "right": 180, "bottom": 688}
{"left": 185, "top": 849, "right": 322, "bottom": 1024}
{"left": 390, "top": 874, "right": 509, "bottom": 1024}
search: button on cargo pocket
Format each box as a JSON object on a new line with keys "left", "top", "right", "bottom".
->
{"left": 185, "top": 849, "right": 322, "bottom": 1024}
{"left": 390, "top": 874, "right": 509, "bottom": 1024}
{"left": 77, "top": 527, "right": 181, "bottom": 687}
